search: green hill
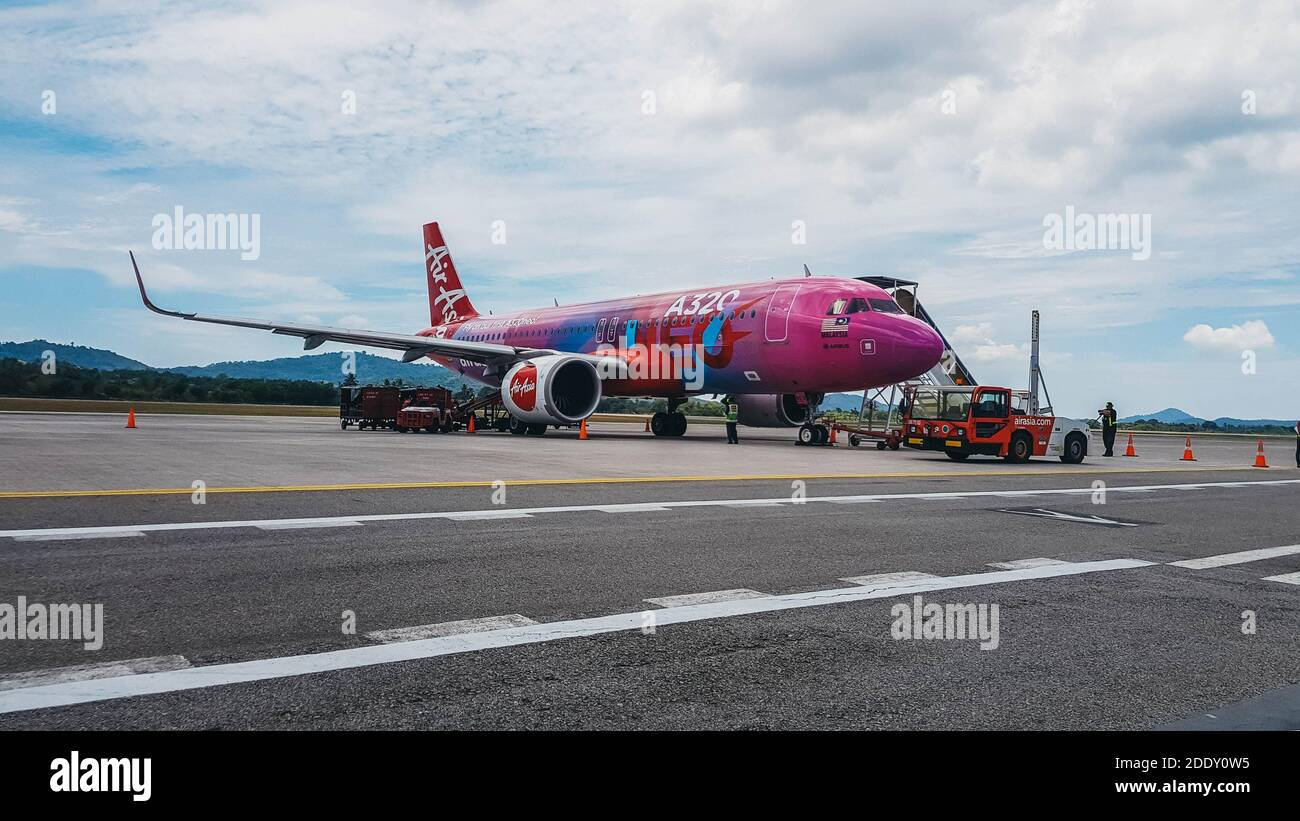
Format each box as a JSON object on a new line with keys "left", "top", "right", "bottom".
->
{"left": 0, "top": 339, "right": 150, "bottom": 371}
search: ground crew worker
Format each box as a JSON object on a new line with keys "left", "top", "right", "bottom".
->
{"left": 1098, "top": 401, "right": 1118, "bottom": 456}
{"left": 1294, "top": 419, "right": 1299, "bottom": 468}
{"left": 722, "top": 394, "right": 740, "bottom": 444}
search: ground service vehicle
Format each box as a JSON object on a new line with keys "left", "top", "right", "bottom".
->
{"left": 900, "top": 384, "right": 1089, "bottom": 463}
{"left": 396, "top": 406, "right": 451, "bottom": 433}
{"left": 339, "top": 386, "right": 401, "bottom": 430}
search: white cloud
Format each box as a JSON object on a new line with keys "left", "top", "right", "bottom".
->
{"left": 1182, "top": 320, "right": 1276, "bottom": 351}
{"left": 949, "top": 322, "right": 1027, "bottom": 362}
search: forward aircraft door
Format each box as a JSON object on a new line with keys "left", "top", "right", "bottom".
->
{"left": 764, "top": 284, "right": 800, "bottom": 343}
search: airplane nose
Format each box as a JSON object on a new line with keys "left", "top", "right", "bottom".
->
{"left": 889, "top": 317, "right": 944, "bottom": 380}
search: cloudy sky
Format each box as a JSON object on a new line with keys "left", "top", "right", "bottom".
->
{"left": 2, "top": 0, "right": 1298, "bottom": 418}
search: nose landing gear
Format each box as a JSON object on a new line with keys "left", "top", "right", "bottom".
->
{"left": 794, "top": 394, "right": 830, "bottom": 446}
{"left": 797, "top": 423, "right": 831, "bottom": 446}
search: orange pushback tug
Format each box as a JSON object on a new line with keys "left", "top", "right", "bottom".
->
{"left": 899, "top": 311, "right": 1090, "bottom": 464}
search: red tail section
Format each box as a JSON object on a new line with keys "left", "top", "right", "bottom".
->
{"left": 423, "top": 222, "right": 479, "bottom": 326}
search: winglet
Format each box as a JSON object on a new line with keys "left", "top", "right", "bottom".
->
{"left": 130, "top": 251, "right": 191, "bottom": 319}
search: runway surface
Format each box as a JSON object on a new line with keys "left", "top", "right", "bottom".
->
{"left": 1, "top": 411, "right": 1297, "bottom": 729}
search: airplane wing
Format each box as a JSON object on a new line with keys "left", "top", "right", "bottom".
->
{"left": 129, "top": 252, "right": 618, "bottom": 374}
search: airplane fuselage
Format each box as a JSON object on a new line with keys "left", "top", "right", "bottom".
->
{"left": 419, "top": 275, "right": 943, "bottom": 397}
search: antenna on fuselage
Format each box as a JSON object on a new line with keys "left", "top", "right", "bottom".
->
{"left": 803, "top": 264, "right": 812, "bottom": 277}
{"left": 554, "top": 298, "right": 559, "bottom": 307}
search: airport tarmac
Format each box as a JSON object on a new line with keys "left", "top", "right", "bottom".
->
{"left": 0, "top": 411, "right": 1284, "bottom": 494}
{"left": 1, "top": 411, "right": 1298, "bottom": 729}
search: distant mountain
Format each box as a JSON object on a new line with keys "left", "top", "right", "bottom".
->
{"left": 823, "top": 392, "right": 864, "bottom": 412}
{"left": 1, "top": 340, "right": 474, "bottom": 389}
{"left": 1119, "top": 407, "right": 1202, "bottom": 424}
{"left": 1119, "top": 406, "right": 1294, "bottom": 429}
{"left": 0, "top": 339, "right": 150, "bottom": 371}
{"left": 161, "top": 352, "right": 476, "bottom": 389}
{"left": 1212, "top": 416, "right": 1297, "bottom": 429}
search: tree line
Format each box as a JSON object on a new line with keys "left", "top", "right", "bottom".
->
{"left": 0, "top": 358, "right": 338, "bottom": 405}
{"left": 2, "top": 357, "right": 737, "bottom": 416}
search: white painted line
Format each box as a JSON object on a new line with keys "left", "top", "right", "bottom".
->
{"left": 1262, "top": 571, "right": 1300, "bottom": 586}
{"left": 0, "top": 558, "right": 1152, "bottom": 715}
{"left": 644, "top": 588, "right": 769, "bottom": 608}
{"left": 0, "top": 655, "right": 190, "bottom": 692}
{"left": 823, "top": 498, "right": 882, "bottom": 504}
{"left": 840, "top": 571, "right": 939, "bottom": 586}
{"left": 0, "top": 558, "right": 1153, "bottom": 715}
{"left": 5, "top": 478, "right": 1297, "bottom": 542}
{"left": 987, "top": 558, "right": 1070, "bottom": 570}
{"left": 256, "top": 521, "right": 361, "bottom": 531}
{"left": 442, "top": 511, "right": 533, "bottom": 521}
{"left": 1168, "top": 544, "right": 1300, "bottom": 570}
{"left": 595, "top": 504, "right": 672, "bottom": 513}
{"left": 366, "top": 614, "right": 537, "bottom": 644}
{"left": 15, "top": 531, "right": 144, "bottom": 542}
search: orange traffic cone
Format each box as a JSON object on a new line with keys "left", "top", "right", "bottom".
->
{"left": 828, "top": 425, "right": 837, "bottom": 445}
{"left": 1253, "top": 440, "right": 1268, "bottom": 468}
{"left": 1123, "top": 432, "right": 1137, "bottom": 457}
{"left": 644, "top": 416, "right": 650, "bottom": 433}
{"left": 125, "top": 408, "right": 137, "bottom": 429}
{"left": 1181, "top": 435, "right": 1196, "bottom": 461}
{"left": 579, "top": 418, "right": 589, "bottom": 440}
{"left": 467, "top": 414, "right": 476, "bottom": 434}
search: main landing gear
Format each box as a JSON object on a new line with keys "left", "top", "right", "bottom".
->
{"left": 650, "top": 398, "right": 688, "bottom": 437}
{"left": 507, "top": 416, "right": 548, "bottom": 436}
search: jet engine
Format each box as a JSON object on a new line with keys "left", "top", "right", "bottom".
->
{"left": 500, "top": 355, "right": 602, "bottom": 425}
{"left": 734, "top": 393, "right": 814, "bottom": 427}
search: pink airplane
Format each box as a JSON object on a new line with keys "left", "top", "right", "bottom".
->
{"left": 132, "top": 222, "right": 944, "bottom": 442}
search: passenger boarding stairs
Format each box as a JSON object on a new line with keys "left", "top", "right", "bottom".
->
{"left": 849, "top": 276, "right": 977, "bottom": 432}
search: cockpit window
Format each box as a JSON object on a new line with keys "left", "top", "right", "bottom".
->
{"left": 869, "top": 298, "right": 904, "bottom": 314}
{"left": 827, "top": 297, "right": 872, "bottom": 315}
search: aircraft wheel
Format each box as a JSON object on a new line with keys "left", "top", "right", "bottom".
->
{"left": 526, "top": 423, "right": 548, "bottom": 436}
{"left": 797, "top": 426, "right": 816, "bottom": 446}
{"left": 671, "top": 413, "right": 688, "bottom": 436}
{"left": 650, "top": 412, "right": 671, "bottom": 437}
{"left": 508, "top": 417, "right": 529, "bottom": 435}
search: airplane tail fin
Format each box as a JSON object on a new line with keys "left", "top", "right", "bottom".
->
{"left": 423, "top": 222, "right": 479, "bottom": 326}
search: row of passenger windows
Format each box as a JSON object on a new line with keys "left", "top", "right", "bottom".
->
{"left": 460, "top": 309, "right": 758, "bottom": 343}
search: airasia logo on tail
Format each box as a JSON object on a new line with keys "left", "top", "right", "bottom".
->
{"left": 510, "top": 364, "right": 538, "bottom": 411}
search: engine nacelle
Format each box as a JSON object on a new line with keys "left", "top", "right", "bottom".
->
{"left": 501, "top": 355, "right": 602, "bottom": 425}
{"left": 734, "top": 393, "right": 810, "bottom": 427}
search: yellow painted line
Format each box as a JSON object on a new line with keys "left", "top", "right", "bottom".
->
{"left": 0, "top": 465, "right": 1262, "bottom": 499}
